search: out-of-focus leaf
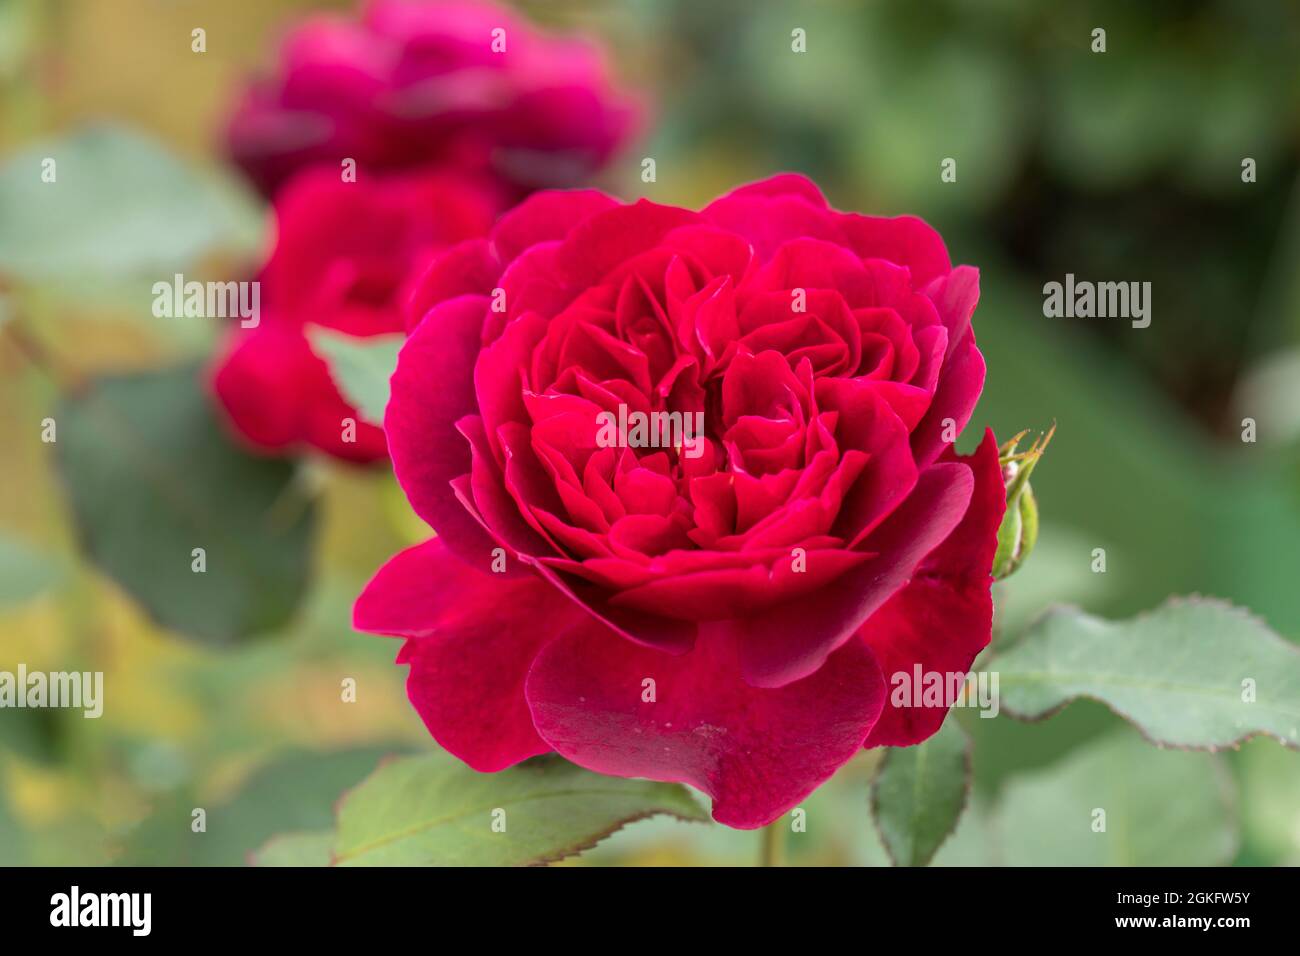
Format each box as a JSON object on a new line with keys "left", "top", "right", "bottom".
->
{"left": 1237, "top": 738, "right": 1300, "bottom": 866}
{"left": 847, "top": 40, "right": 1027, "bottom": 215}
{"left": 117, "top": 747, "right": 396, "bottom": 866}
{"left": 334, "top": 752, "right": 709, "bottom": 866}
{"left": 991, "top": 523, "right": 1115, "bottom": 644}
{"left": 991, "top": 597, "right": 1300, "bottom": 750}
{"left": 307, "top": 329, "right": 401, "bottom": 425}
{"left": 195, "top": 747, "right": 396, "bottom": 866}
{"left": 870, "top": 718, "right": 970, "bottom": 866}
{"left": 1233, "top": 347, "right": 1300, "bottom": 446}
{"left": 0, "top": 786, "right": 28, "bottom": 865}
{"left": 971, "top": 264, "right": 1222, "bottom": 621}
{"left": 0, "top": 532, "right": 61, "bottom": 604}
{"left": 0, "top": 123, "right": 262, "bottom": 282}
{"left": 996, "top": 731, "right": 1236, "bottom": 866}
{"left": 54, "top": 364, "right": 317, "bottom": 644}
{"left": 1043, "top": 48, "right": 1191, "bottom": 189}
{"left": 0, "top": 0, "right": 35, "bottom": 80}
{"left": 0, "top": 707, "right": 60, "bottom": 765}
{"left": 251, "top": 831, "right": 334, "bottom": 867}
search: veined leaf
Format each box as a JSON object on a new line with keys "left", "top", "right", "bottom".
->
{"left": 990, "top": 597, "right": 1300, "bottom": 750}
{"left": 870, "top": 718, "right": 971, "bottom": 866}
{"left": 334, "top": 752, "right": 709, "bottom": 866}
{"left": 116, "top": 748, "right": 395, "bottom": 866}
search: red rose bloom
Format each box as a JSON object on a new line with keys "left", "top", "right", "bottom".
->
{"left": 211, "top": 168, "right": 496, "bottom": 462}
{"left": 227, "top": 0, "right": 640, "bottom": 199}
{"left": 354, "top": 174, "right": 1004, "bottom": 827}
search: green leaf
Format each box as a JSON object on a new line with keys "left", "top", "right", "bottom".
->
{"left": 54, "top": 364, "right": 317, "bottom": 644}
{"left": 0, "top": 0, "right": 35, "bottom": 80}
{"left": 870, "top": 718, "right": 971, "bottom": 866}
{"left": 307, "top": 329, "right": 402, "bottom": 425}
{"left": 1238, "top": 738, "right": 1300, "bottom": 865}
{"left": 251, "top": 831, "right": 334, "bottom": 867}
{"left": 334, "top": 752, "right": 709, "bottom": 866}
{"left": 116, "top": 747, "right": 396, "bottom": 866}
{"left": 0, "top": 123, "right": 262, "bottom": 282}
{"left": 0, "top": 785, "right": 28, "bottom": 866}
{"left": 990, "top": 597, "right": 1300, "bottom": 750}
{"left": 996, "top": 731, "right": 1236, "bottom": 866}
{"left": 991, "top": 523, "right": 1115, "bottom": 645}
{"left": 931, "top": 796, "right": 999, "bottom": 866}
{"left": 0, "top": 532, "right": 62, "bottom": 605}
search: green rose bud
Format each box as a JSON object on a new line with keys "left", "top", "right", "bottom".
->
{"left": 991, "top": 424, "right": 1055, "bottom": 580}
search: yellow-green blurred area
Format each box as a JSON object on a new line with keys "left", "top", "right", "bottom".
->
{"left": 1, "top": 0, "right": 1299, "bottom": 866}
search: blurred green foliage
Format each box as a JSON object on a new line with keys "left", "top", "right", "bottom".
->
{"left": 0, "top": 0, "right": 1298, "bottom": 866}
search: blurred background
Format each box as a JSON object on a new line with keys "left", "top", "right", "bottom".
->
{"left": 1, "top": 0, "right": 1298, "bottom": 866}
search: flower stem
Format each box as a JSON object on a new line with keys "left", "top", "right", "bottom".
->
{"left": 759, "top": 820, "right": 784, "bottom": 867}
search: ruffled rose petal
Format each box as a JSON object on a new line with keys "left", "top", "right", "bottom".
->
{"left": 837, "top": 212, "right": 952, "bottom": 288}
{"left": 405, "top": 239, "right": 500, "bottom": 332}
{"left": 703, "top": 194, "right": 842, "bottom": 261}
{"left": 386, "top": 293, "right": 501, "bottom": 565}
{"left": 491, "top": 188, "right": 619, "bottom": 264}
{"left": 526, "top": 624, "right": 886, "bottom": 828}
{"left": 862, "top": 430, "right": 1004, "bottom": 746}
{"left": 716, "top": 173, "right": 830, "bottom": 208}
{"left": 729, "top": 459, "right": 975, "bottom": 688}
{"left": 354, "top": 538, "right": 583, "bottom": 771}
{"left": 911, "top": 335, "right": 987, "bottom": 468}
{"left": 556, "top": 200, "right": 701, "bottom": 288}
{"left": 924, "top": 265, "right": 980, "bottom": 357}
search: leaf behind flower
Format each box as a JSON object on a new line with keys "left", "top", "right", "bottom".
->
{"left": 870, "top": 717, "right": 971, "bottom": 867}
{"left": 333, "top": 751, "right": 709, "bottom": 866}
{"left": 989, "top": 596, "right": 1300, "bottom": 750}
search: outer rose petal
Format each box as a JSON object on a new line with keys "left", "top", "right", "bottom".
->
{"left": 526, "top": 625, "right": 886, "bottom": 828}
{"left": 924, "top": 265, "right": 980, "bottom": 358}
{"left": 354, "top": 538, "right": 584, "bottom": 771}
{"left": 386, "top": 294, "right": 502, "bottom": 567}
{"left": 716, "top": 172, "right": 830, "bottom": 208}
{"left": 863, "top": 430, "right": 1005, "bottom": 746}
{"left": 702, "top": 193, "right": 842, "bottom": 261}
{"left": 405, "top": 239, "right": 499, "bottom": 332}
{"left": 911, "top": 334, "right": 986, "bottom": 467}
{"left": 490, "top": 188, "right": 619, "bottom": 264}
{"left": 555, "top": 200, "right": 700, "bottom": 288}
{"left": 837, "top": 212, "right": 953, "bottom": 289}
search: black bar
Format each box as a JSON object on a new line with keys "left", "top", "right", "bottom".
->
{"left": 0, "top": 866, "right": 1286, "bottom": 940}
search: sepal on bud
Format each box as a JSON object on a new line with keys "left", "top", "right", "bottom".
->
{"left": 991, "top": 424, "right": 1055, "bottom": 579}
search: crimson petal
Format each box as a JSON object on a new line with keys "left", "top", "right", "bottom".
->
{"left": 526, "top": 624, "right": 886, "bottom": 828}
{"left": 729, "top": 460, "right": 975, "bottom": 688}
{"left": 354, "top": 538, "right": 588, "bottom": 771}
{"left": 863, "top": 430, "right": 1005, "bottom": 746}
{"left": 385, "top": 293, "right": 500, "bottom": 566}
